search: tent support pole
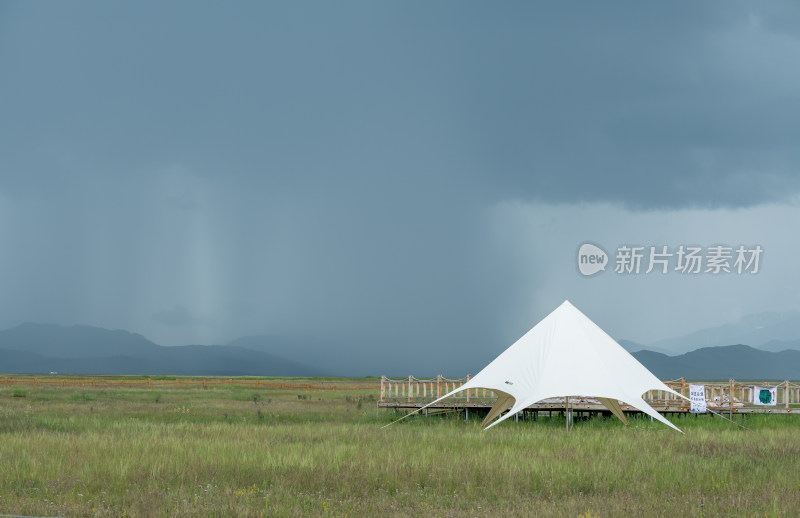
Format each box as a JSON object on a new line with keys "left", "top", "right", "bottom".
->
{"left": 566, "top": 396, "right": 570, "bottom": 431}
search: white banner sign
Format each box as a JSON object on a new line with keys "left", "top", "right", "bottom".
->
{"left": 689, "top": 384, "right": 707, "bottom": 413}
{"left": 752, "top": 386, "right": 778, "bottom": 406}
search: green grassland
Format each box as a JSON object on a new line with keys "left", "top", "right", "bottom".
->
{"left": 0, "top": 380, "right": 798, "bottom": 517}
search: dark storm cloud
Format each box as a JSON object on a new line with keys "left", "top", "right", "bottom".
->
{"left": 3, "top": 2, "right": 799, "bottom": 208}
{"left": 1, "top": 2, "right": 799, "bottom": 372}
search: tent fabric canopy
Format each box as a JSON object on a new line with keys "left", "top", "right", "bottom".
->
{"left": 392, "top": 300, "right": 685, "bottom": 432}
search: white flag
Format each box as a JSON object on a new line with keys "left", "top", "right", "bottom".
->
{"left": 689, "top": 384, "right": 706, "bottom": 413}
{"left": 752, "top": 386, "right": 777, "bottom": 406}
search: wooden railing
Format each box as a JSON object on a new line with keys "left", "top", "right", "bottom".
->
{"left": 653, "top": 378, "right": 800, "bottom": 412}
{"left": 380, "top": 376, "right": 800, "bottom": 412}
{"left": 379, "top": 375, "right": 498, "bottom": 404}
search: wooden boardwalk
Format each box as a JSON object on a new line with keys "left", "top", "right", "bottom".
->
{"left": 379, "top": 376, "right": 800, "bottom": 418}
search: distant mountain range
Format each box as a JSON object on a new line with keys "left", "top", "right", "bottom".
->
{"left": 226, "top": 335, "right": 355, "bottom": 376}
{"left": 631, "top": 345, "right": 800, "bottom": 381}
{"left": 0, "top": 323, "right": 324, "bottom": 376}
{"left": 641, "top": 310, "right": 800, "bottom": 354}
{"left": 617, "top": 310, "right": 800, "bottom": 379}
{"left": 1, "top": 316, "right": 799, "bottom": 379}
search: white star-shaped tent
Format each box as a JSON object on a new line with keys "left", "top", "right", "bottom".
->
{"left": 389, "top": 300, "right": 685, "bottom": 432}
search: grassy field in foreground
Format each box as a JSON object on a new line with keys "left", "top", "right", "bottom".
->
{"left": 1, "top": 381, "right": 799, "bottom": 517}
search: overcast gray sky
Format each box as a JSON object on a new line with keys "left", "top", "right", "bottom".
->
{"left": 2, "top": 2, "right": 799, "bottom": 373}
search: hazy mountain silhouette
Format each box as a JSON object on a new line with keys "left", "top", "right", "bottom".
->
{"left": 0, "top": 323, "right": 324, "bottom": 376}
{"left": 226, "top": 334, "right": 361, "bottom": 376}
{"left": 0, "top": 323, "right": 161, "bottom": 358}
{"left": 617, "top": 339, "right": 672, "bottom": 355}
{"left": 1, "top": 322, "right": 799, "bottom": 379}
{"left": 632, "top": 344, "right": 800, "bottom": 381}
{"left": 758, "top": 339, "right": 800, "bottom": 353}
{"left": 644, "top": 311, "right": 800, "bottom": 354}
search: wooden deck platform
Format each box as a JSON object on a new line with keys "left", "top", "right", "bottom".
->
{"left": 378, "top": 376, "right": 800, "bottom": 419}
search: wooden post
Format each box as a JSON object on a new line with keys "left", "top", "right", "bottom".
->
{"left": 565, "top": 395, "right": 570, "bottom": 431}
{"left": 92, "top": 379, "right": 95, "bottom": 388}
{"left": 176, "top": 378, "right": 179, "bottom": 387}
{"left": 785, "top": 380, "right": 790, "bottom": 411}
{"left": 203, "top": 378, "right": 206, "bottom": 388}
{"left": 34, "top": 378, "right": 37, "bottom": 386}
{"left": 380, "top": 376, "right": 386, "bottom": 402}
{"left": 255, "top": 379, "right": 258, "bottom": 388}
{"left": 466, "top": 374, "right": 471, "bottom": 403}
{"left": 729, "top": 379, "right": 734, "bottom": 418}
{"left": 437, "top": 375, "right": 442, "bottom": 398}
{"left": 147, "top": 378, "right": 151, "bottom": 388}
{"left": 408, "top": 376, "right": 413, "bottom": 402}
{"left": 680, "top": 377, "right": 687, "bottom": 409}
